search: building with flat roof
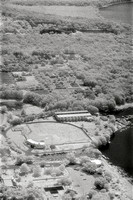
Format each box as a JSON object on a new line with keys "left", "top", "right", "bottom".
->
{"left": 26, "top": 139, "right": 45, "bottom": 149}
{"left": 54, "top": 110, "right": 93, "bottom": 122}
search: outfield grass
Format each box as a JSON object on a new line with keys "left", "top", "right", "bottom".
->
{"left": 27, "top": 122, "right": 90, "bottom": 145}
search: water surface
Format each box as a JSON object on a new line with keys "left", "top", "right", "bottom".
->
{"left": 102, "top": 108, "right": 133, "bottom": 177}
{"left": 100, "top": 3, "right": 133, "bottom": 25}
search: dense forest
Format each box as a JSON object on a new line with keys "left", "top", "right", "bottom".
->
{"left": 0, "top": 0, "right": 133, "bottom": 114}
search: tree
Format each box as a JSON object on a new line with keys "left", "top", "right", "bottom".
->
{"left": 80, "top": 156, "right": 90, "bottom": 165}
{"left": 87, "top": 105, "right": 99, "bottom": 115}
{"left": 20, "top": 163, "right": 30, "bottom": 174}
{"left": 10, "top": 116, "right": 22, "bottom": 126}
{"left": 108, "top": 115, "right": 116, "bottom": 124}
{"left": 44, "top": 168, "right": 52, "bottom": 175}
{"left": 50, "top": 144, "right": 56, "bottom": 150}
{"left": 59, "top": 164, "right": 65, "bottom": 172}
{"left": 94, "top": 177, "right": 108, "bottom": 190}
{"left": 33, "top": 165, "right": 41, "bottom": 177}
{"left": 21, "top": 109, "right": 26, "bottom": 116}
{"left": 53, "top": 168, "right": 63, "bottom": 176}
{"left": 23, "top": 92, "right": 42, "bottom": 106}
{"left": 82, "top": 161, "right": 97, "bottom": 174}
{"left": 99, "top": 136, "right": 108, "bottom": 146}
{"left": 15, "top": 155, "right": 25, "bottom": 165}
{"left": 114, "top": 92, "right": 125, "bottom": 105}
{"left": 0, "top": 106, "right": 7, "bottom": 114}
{"left": 58, "top": 177, "right": 72, "bottom": 186}
{"left": 66, "top": 152, "right": 77, "bottom": 164}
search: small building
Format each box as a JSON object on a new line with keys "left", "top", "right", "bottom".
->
{"left": 54, "top": 110, "right": 93, "bottom": 122}
{"left": 26, "top": 139, "right": 45, "bottom": 149}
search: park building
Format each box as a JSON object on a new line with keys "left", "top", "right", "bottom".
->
{"left": 26, "top": 139, "right": 45, "bottom": 149}
{"left": 54, "top": 110, "right": 93, "bottom": 122}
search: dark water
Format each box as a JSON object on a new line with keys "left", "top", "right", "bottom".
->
{"left": 102, "top": 107, "right": 133, "bottom": 177}
{"left": 100, "top": 3, "right": 133, "bottom": 25}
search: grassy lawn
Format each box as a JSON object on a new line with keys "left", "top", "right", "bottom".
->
{"left": 23, "top": 104, "right": 43, "bottom": 115}
{"left": 6, "top": 127, "right": 28, "bottom": 151}
{"left": 27, "top": 122, "right": 90, "bottom": 145}
{"left": 67, "top": 167, "right": 95, "bottom": 194}
{"left": 16, "top": 76, "right": 39, "bottom": 89}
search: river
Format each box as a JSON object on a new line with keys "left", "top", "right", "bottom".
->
{"left": 102, "top": 107, "right": 133, "bottom": 178}
{"left": 100, "top": 3, "right": 133, "bottom": 25}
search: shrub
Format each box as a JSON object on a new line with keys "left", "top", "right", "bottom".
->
{"left": 83, "top": 78, "right": 97, "bottom": 88}
{"left": 66, "top": 152, "right": 77, "bottom": 164}
{"left": 27, "top": 181, "right": 34, "bottom": 188}
{"left": 20, "top": 163, "right": 30, "bottom": 174}
{"left": 80, "top": 156, "right": 90, "bottom": 165}
{"left": 94, "top": 177, "right": 108, "bottom": 190}
{"left": 59, "top": 164, "right": 65, "bottom": 172}
{"left": 23, "top": 92, "right": 42, "bottom": 106}
{"left": 44, "top": 168, "right": 52, "bottom": 175}
{"left": 10, "top": 116, "right": 22, "bottom": 126}
{"left": 53, "top": 168, "right": 63, "bottom": 176}
{"left": 15, "top": 155, "right": 25, "bottom": 165}
{"left": 100, "top": 116, "right": 108, "bottom": 121}
{"left": 84, "top": 148, "right": 102, "bottom": 159}
{"left": 114, "top": 93, "right": 125, "bottom": 105}
{"left": 58, "top": 177, "right": 72, "bottom": 186}
{"left": 104, "top": 171, "right": 112, "bottom": 182}
{"left": 88, "top": 189, "right": 97, "bottom": 199}
{"left": 40, "top": 161, "right": 46, "bottom": 168}
{"left": 99, "top": 136, "right": 108, "bottom": 146}
{"left": 82, "top": 161, "right": 97, "bottom": 174}
{"left": 50, "top": 144, "right": 56, "bottom": 150}
{"left": 0, "top": 106, "right": 7, "bottom": 114}
{"left": 96, "top": 167, "right": 103, "bottom": 175}
{"left": 33, "top": 165, "right": 41, "bottom": 177}
{"left": 87, "top": 105, "right": 99, "bottom": 115}
{"left": 21, "top": 109, "right": 26, "bottom": 116}
{"left": 25, "top": 156, "right": 33, "bottom": 164}
{"left": 108, "top": 124, "right": 115, "bottom": 133}
{"left": 0, "top": 90, "right": 23, "bottom": 100}
{"left": 108, "top": 115, "right": 116, "bottom": 124}
{"left": 23, "top": 115, "right": 35, "bottom": 122}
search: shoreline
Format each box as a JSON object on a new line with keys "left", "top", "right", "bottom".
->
{"left": 100, "top": 0, "right": 133, "bottom": 8}
{"left": 115, "top": 103, "right": 133, "bottom": 111}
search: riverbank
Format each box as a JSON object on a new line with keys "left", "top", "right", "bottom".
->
{"left": 102, "top": 157, "right": 133, "bottom": 199}
{"left": 8, "top": 0, "right": 133, "bottom": 7}
{"left": 116, "top": 103, "right": 133, "bottom": 111}
{"left": 100, "top": 0, "right": 133, "bottom": 8}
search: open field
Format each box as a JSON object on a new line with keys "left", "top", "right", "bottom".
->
{"left": 16, "top": 76, "right": 39, "bottom": 89}
{"left": 67, "top": 167, "right": 95, "bottom": 194}
{"left": 27, "top": 122, "right": 90, "bottom": 144}
{"left": 5, "top": 122, "right": 90, "bottom": 152}
{"left": 23, "top": 104, "right": 43, "bottom": 115}
{"left": 6, "top": 128, "right": 28, "bottom": 151}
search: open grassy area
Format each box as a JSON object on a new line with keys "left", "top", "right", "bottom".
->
{"left": 67, "top": 167, "right": 95, "bottom": 194}
{"left": 16, "top": 76, "right": 39, "bottom": 89}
